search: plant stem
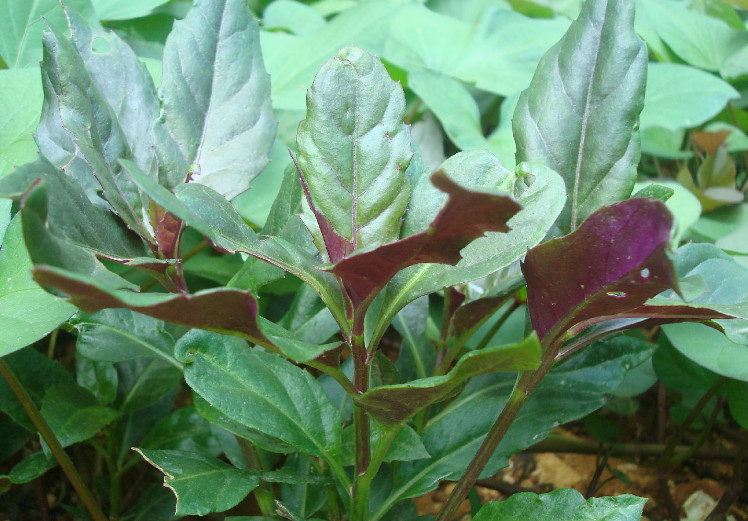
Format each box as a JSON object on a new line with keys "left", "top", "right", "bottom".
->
{"left": 0, "top": 357, "right": 109, "bottom": 521}
{"left": 351, "top": 325, "right": 372, "bottom": 521}
{"left": 238, "top": 437, "right": 276, "bottom": 517}
{"left": 657, "top": 377, "right": 727, "bottom": 466}
{"left": 474, "top": 300, "right": 520, "bottom": 351}
{"left": 435, "top": 354, "right": 555, "bottom": 521}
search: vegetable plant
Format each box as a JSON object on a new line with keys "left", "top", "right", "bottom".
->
{"left": 1, "top": 0, "right": 747, "bottom": 520}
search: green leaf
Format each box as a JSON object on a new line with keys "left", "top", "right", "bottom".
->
{"left": 154, "top": 0, "right": 276, "bottom": 198}
{"left": 136, "top": 448, "right": 260, "bottom": 516}
{"left": 374, "top": 155, "right": 565, "bottom": 346}
{"left": 643, "top": 0, "right": 748, "bottom": 73}
{"left": 7, "top": 451, "right": 56, "bottom": 484}
{"left": 727, "top": 379, "right": 748, "bottom": 430}
{"left": 92, "top": 0, "right": 171, "bottom": 20}
{"left": 663, "top": 323, "right": 748, "bottom": 382}
{"left": 297, "top": 46, "right": 411, "bottom": 257}
{"left": 408, "top": 69, "right": 487, "bottom": 151}
{"left": 374, "top": 336, "right": 654, "bottom": 511}
{"left": 513, "top": 0, "right": 647, "bottom": 233}
{"left": 73, "top": 309, "right": 179, "bottom": 366}
{"left": 472, "top": 489, "right": 646, "bottom": 521}
{"left": 35, "top": 17, "right": 152, "bottom": 238}
{"left": 341, "top": 422, "right": 430, "bottom": 466}
{"left": 0, "top": 349, "right": 73, "bottom": 431}
{"left": 262, "top": 0, "right": 326, "bottom": 35}
{"left": 640, "top": 63, "right": 739, "bottom": 131}
{"left": 141, "top": 406, "right": 222, "bottom": 456}
{"left": 0, "top": 68, "right": 42, "bottom": 176}
{"left": 357, "top": 334, "right": 541, "bottom": 425}
{"left": 382, "top": 4, "right": 570, "bottom": 97}
{"left": 75, "top": 355, "right": 118, "bottom": 405}
{"left": 40, "top": 382, "right": 119, "bottom": 448}
{"left": 278, "top": 454, "right": 327, "bottom": 519}
{"left": 0, "top": 0, "right": 96, "bottom": 68}
{"left": 116, "top": 358, "right": 182, "bottom": 413}
{"left": 262, "top": 1, "right": 404, "bottom": 111}
{"left": 176, "top": 330, "right": 343, "bottom": 461}
{"left": 392, "top": 296, "right": 435, "bottom": 383}
{"left": 0, "top": 216, "right": 76, "bottom": 357}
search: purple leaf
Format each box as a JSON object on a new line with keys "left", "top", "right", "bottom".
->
{"left": 327, "top": 171, "right": 522, "bottom": 311}
{"left": 33, "top": 265, "right": 271, "bottom": 344}
{"left": 521, "top": 198, "right": 678, "bottom": 346}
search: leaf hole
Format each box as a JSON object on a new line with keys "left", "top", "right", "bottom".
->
{"left": 91, "top": 36, "right": 112, "bottom": 54}
{"left": 606, "top": 291, "right": 627, "bottom": 299}
{"left": 640, "top": 268, "right": 650, "bottom": 279}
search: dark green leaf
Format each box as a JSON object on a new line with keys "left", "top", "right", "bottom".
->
{"left": 116, "top": 358, "right": 182, "bottom": 413}
{"left": 75, "top": 355, "right": 118, "bottom": 405}
{"left": 631, "top": 184, "right": 674, "bottom": 202}
{"left": 472, "top": 489, "right": 646, "bottom": 521}
{"left": 513, "top": 0, "right": 648, "bottom": 233}
{"left": 8, "top": 451, "right": 56, "bottom": 484}
{"left": 341, "top": 423, "right": 430, "bottom": 466}
{"left": 74, "top": 309, "right": 179, "bottom": 366}
{"left": 136, "top": 448, "right": 260, "bottom": 516}
{"left": 0, "top": 345, "right": 74, "bottom": 431}
{"left": 357, "top": 334, "right": 541, "bottom": 425}
{"left": 278, "top": 454, "right": 327, "bottom": 519}
{"left": 40, "top": 382, "right": 119, "bottom": 448}
{"left": 176, "top": 330, "right": 342, "bottom": 461}
{"left": 392, "top": 296, "right": 435, "bottom": 383}
{"left": 374, "top": 336, "right": 654, "bottom": 511}
{"left": 141, "top": 406, "right": 222, "bottom": 456}
{"left": 154, "top": 0, "right": 276, "bottom": 198}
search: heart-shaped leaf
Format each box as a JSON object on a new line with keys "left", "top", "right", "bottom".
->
{"left": 513, "top": 0, "right": 648, "bottom": 233}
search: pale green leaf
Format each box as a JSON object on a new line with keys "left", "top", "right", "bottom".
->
{"left": 92, "top": 0, "right": 171, "bottom": 20}
{"left": 640, "top": 63, "right": 739, "bottom": 131}
{"left": 473, "top": 489, "right": 647, "bottom": 521}
{"left": 0, "top": 68, "right": 42, "bottom": 177}
{"left": 154, "top": 0, "right": 276, "bottom": 198}
{"left": 0, "top": 216, "right": 76, "bottom": 357}
{"left": 262, "top": 0, "right": 325, "bottom": 35}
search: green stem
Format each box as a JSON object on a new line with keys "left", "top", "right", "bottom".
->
{"left": 658, "top": 377, "right": 727, "bottom": 466}
{"left": 105, "top": 432, "right": 122, "bottom": 520}
{"left": 0, "top": 358, "right": 109, "bottom": 521}
{"left": 435, "top": 354, "right": 555, "bottom": 521}
{"left": 351, "top": 323, "right": 372, "bottom": 521}
{"left": 474, "top": 300, "right": 520, "bottom": 351}
{"left": 237, "top": 437, "right": 275, "bottom": 517}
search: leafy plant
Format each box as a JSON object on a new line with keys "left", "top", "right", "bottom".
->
{"left": 1, "top": 0, "right": 747, "bottom": 520}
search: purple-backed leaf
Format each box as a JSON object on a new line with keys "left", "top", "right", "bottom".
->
{"left": 292, "top": 152, "right": 353, "bottom": 264}
{"left": 356, "top": 333, "right": 541, "bottom": 426}
{"left": 521, "top": 198, "right": 677, "bottom": 347}
{"left": 33, "top": 265, "right": 270, "bottom": 342}
{"left": 327, "top": 171, "right": 521, "bottom": 310}
{"left": 32, "top": 266, "right": 336, "bottom": 363}
{"left": 447, "top": 296, "right": 508, "bottom": 348}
